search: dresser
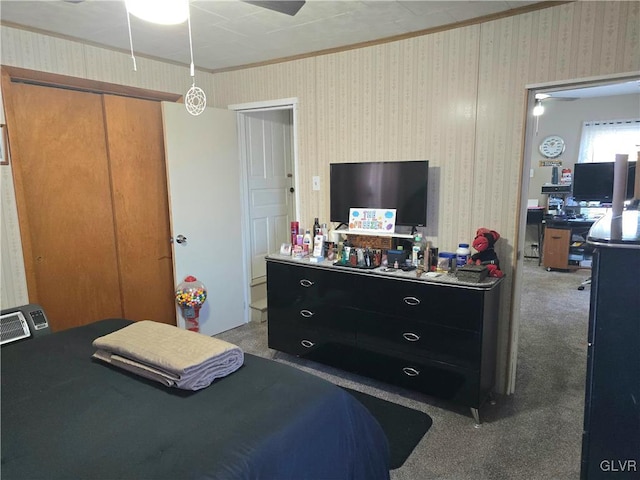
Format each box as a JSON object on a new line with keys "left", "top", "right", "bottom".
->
{"left": 266, "top": 256, "right": 502, "bottom": 423}
{"left": 580, "top": 211, "right": 640, "bottom": 479}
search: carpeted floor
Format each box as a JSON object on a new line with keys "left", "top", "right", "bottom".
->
{"left": 215, "top": 259, "right": 590, "bottom": 479}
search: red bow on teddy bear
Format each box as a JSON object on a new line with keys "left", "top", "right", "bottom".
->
{"left": 467, "top": 228, "right": 504, "bottom": 278}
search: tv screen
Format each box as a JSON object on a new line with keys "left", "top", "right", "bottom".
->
{"left": 572, "top": 161, "right": 636, "bottom": 202}
{"left": 330, "top": 160, "right": 429, "bottom": 227}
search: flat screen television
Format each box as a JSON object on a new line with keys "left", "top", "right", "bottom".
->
{"left": 572, "top": 161, "right": 636, "bottom": 202}
{"left": 330, "top": 160, "right": 429, "bottom": 227}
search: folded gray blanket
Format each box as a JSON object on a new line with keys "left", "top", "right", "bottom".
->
{"left": 92, "top": 321, "right": 244, "bottom": 390}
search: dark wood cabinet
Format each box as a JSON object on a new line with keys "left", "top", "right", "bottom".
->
{"left": 266, "top": 257, "right": 502, "bottom": 422}
{"left": 543, "top": 226, "right": 572, "bottom": 270}
{"left": 543, "top": 219, "right": 595, "bottom": 271}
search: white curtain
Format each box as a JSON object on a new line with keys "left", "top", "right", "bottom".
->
{"left": 577, "top": 118, "right": 640, "bottom": 163}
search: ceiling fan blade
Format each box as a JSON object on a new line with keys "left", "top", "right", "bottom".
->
{"left": 243, "top": 1, "right": 306, "bottom": 16}
{"left": 536, "top": 93, "right": 580, "bottom": 101}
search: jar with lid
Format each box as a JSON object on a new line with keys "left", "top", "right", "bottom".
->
{"left": 437, "top": 252, "right": 455, "bottom": 273}
{"left": 456, "top": 243, "right": 471, "bottom": 268}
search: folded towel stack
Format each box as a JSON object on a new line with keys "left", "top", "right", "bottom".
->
{"left": 92, "top": 320, "right": 244, "bottom": 391}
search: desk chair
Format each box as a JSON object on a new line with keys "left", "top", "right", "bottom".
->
{"left": 578, "top": 277, "right": 591, "bottom": 290}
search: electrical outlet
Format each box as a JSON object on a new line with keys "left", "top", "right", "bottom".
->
{"left": 312, "top": 176, "right": 320, "bottom": 191}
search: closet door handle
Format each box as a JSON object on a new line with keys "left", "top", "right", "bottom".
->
{"left": 403, "top": 296, "right": 420, "bottom": 306}
{"left": 300, "top": 339, "right": 315, "bottom": 348}
{"left": 402, "top": 332, "right": 420, "bottom": 342}
{"left": 300, "top": 310, "right": 314, "bottom": 318}
{"left": 300, "top": 279, "right": 314, "bottom": 287}
{"left": 402, "top": 367, "right": 420, "bottom": 377}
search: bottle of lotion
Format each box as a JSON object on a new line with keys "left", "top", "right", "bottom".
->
{"left": 302, "top": 229, "right": 312, "bottom": 255}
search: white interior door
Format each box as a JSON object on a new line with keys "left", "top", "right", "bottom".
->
{"left": 243, "top": 110, "right": 295, "bottom": 281}
{"left": 162, "top": 102, "right": 247, "bottom": 336}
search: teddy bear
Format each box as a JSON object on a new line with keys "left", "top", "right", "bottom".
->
{"left": 467, "top": 228, "right": 504, "bottom": 278}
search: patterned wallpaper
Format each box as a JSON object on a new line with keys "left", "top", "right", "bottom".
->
{"left": 211, "top": 0, "right": 639, "bottom": 392}
{"left": 1, "top": 1, "right": 638, "bottom": 392}
{"left": 0, "top": 26, "right": 216, "bottom": 96}
{"left": 213, "top": 1, "right": 639, "bottom": 255}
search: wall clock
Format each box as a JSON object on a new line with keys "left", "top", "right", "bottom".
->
{"left": 539, "top": 135, "right": 565, "bottom": 159}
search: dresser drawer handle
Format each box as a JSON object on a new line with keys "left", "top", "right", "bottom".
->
{"left": 299, "top": 279, "right": 314, "bottom": 287}
{"left": 402, "top": 332, "right": 420, "bottom": 342}
{"left": 300, "top": 339, "right": 315, "bottom": 348}
{"left": 403, "top": 296, "right": 421, "bottom": 306}
{"left": 402, "top": 367, "right": 420, "bottom": 377}
{"left": 300, "top": 309, "right": 314, "bottom": 318}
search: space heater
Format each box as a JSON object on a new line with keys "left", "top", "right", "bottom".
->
{"left": 0, "top": 304, "right": 51, "bottom": 346}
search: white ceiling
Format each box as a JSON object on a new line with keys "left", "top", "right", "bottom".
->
{"left": 0, "top": 0, "right": 542, "bottom": 72}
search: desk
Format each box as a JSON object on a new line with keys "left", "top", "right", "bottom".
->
{"left": 542, "top": 218, "right": 595, "bottom": 271}
{"left": 526, "top": 208, "right": 545, "bottom": 265}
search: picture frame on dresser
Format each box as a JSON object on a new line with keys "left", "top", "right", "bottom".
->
{"left": 280, "top": 243, "right": 292, "bottom": 255}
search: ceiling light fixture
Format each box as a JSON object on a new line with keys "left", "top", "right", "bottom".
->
{"left": 532, "top": 99, "right": 545, "bottom": 117}
{"left": 125, "top": 0, "right": 188, "bottom": 25}
{"left": 124, "top": 0, "right": 206, "bottom": 116}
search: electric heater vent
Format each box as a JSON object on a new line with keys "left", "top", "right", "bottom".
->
{"left": 0, "top": 311, "right": 31, "bottom": 345}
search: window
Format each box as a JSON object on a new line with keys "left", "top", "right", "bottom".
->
{"left": 577, "top": 119, "right": 640, "bottom": 164}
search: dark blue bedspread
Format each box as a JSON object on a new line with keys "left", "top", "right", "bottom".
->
{"left": 1, "top": 319, "right": 390, "bottom": 479}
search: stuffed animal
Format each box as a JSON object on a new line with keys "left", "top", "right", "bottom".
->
{"left": 468, "top": 228, "right": 504, "bottom": 278}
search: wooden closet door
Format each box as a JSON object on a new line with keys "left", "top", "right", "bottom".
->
{"left": 5, "top": 82, "right": 122, "bottom": 331}
{"left": 103, "top": 95, "right": 175, "bottom": 324}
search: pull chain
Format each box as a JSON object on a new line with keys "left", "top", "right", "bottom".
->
{"left": 184, "top": 9, "right": 206, "bottom": 116}
{"left": 125, "top": 6, "right": 137, "bottom": 71}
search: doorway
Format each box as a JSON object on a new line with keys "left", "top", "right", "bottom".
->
{"left": 230, "top": 99, "right": 298, "bottom": 313}
{"left": 509, "top": 72, "right": 640, "bottom": 393}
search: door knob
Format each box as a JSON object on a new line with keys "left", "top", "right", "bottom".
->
{"left": 176, "top": 234, "right": 187, "bottom": 244}
{"left": 289, "top": 187, "right": 295, "bottom": 193}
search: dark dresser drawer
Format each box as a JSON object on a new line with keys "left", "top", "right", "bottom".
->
{"left": 356, "top": 348, "right": 481, "bottom": 408}
{"left": 361, "top": 276, "right": 484, "bottom": 331}
{"left": 268, "top": 321, "right": 358, "bottom": 371}
{"left": 357, "top": 312, "right": 481, "bottom": 369}
{"left": 267, "top": 261, "right": 353, "bottom": 308}
{"left": 269, "top": 303, "right": 356, "bottom": 339}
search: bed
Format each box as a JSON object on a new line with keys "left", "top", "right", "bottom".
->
{"left": 1, "top": 319, "right": 390, "bottom": 480}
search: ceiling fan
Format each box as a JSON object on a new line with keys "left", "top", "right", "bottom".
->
{"left": 535, "top": 93, "right": 579, "bottom": 102}
{"left": 244, "top": 1, "right": 306, "bottom": 16}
